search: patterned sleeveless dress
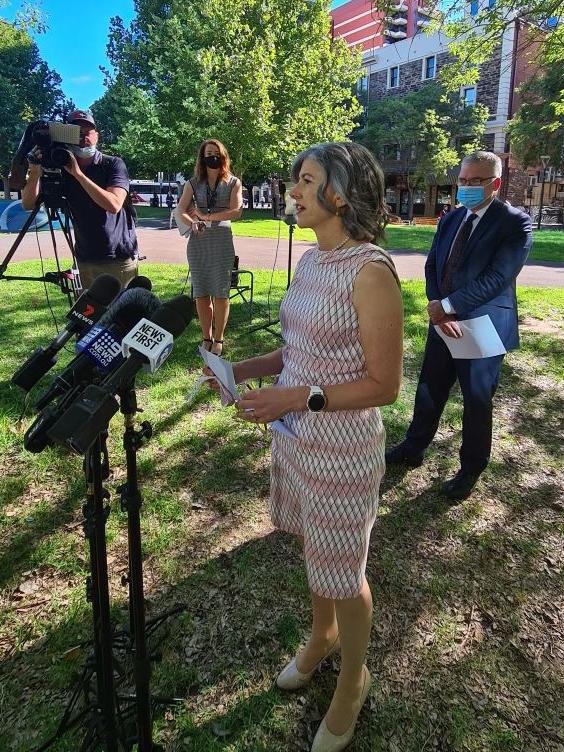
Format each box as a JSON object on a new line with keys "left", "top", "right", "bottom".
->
{"left": 271, "top": 242, "right": 400, "bottom": 600}
{"left": 187, "top": 176, "right": 237, "bottom": 298}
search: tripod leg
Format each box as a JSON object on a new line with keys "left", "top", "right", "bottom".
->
{"left": 0, "top": 200, "right": 43, "bottom": 278}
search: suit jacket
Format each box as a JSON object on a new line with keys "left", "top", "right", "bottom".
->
{"left": 425, "top": 198, "right": 532, "bottom": 350}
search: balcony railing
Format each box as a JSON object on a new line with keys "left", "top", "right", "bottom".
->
{"left": 383, "top": 28, "right": 408, "bottom": 39}
{"left": 390, "top": 2, "right": 409, "bottom": 11}
{"left": 386, "top": 16, "right": 408, "bottom": 25}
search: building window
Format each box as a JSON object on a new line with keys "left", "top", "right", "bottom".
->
{"left": 462, "top": 86, "right": 476, "bottom": 106}
{"left": 470, "top": 0, "right": 479, "bottom": 14}
{"left": 388, "top": 66, "right": 399, "bottom": 88}
{"left": 423, "top": 55, "right": 436, "bottom": 80}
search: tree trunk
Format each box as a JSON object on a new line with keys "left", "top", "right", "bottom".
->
{"left": 1, "top": 175, "right": 10, "bottom": 200}
{"left": 406, "top": 189, "right": 414, "bottom": 222}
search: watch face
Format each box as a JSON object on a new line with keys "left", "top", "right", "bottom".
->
{"left": 308, "top": 393, "right": 325, "bottom": 412}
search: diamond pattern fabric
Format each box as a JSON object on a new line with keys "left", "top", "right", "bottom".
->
{"left": 271, "top": 243, "right": 399, "bottom": 599}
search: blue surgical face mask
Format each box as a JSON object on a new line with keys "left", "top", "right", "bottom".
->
{"left": 69, "top": 144, "right": 97, "bottom": 159}
{"left": 456, "top": 185, "right": 485, "bottom": 209}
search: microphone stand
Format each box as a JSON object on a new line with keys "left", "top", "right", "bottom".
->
{"left": 115, "top": 382, "right": 184, "bottom": 751}
{"left": 34, "top": 382, "right": 185, "bottom": 751}
{"left": 116, "top": 383, "right": 154, "bottom": 751}
{"left": 35, "top": 433, "right": 121, "bottom": 752}
{"left": 247, "top": 215, "right": 296, "bottom": 338}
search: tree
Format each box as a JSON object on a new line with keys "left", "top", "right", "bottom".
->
{"left": 360, "top": 83, "right": 488, "bottom": 219}
{"left": 0, "top": 15, "right": 68, "bottom": 197}
{"left": 100, "top": 0, "right": 362, "bottom": 184}
{"left": 507, "top": 63, "right": 564, "bottom": 169}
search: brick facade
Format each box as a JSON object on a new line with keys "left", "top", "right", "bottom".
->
{"left": 504, "top": 167, "right": 529, "bottom": 207}
{"left": 369, "top": 51, "right": 453, "bottom": 102}
{"left": 476, "top": 45, "right": 502, "bottom": 118}
{"left": 364, "top": 30, "right": 532, "bottom": 216}
{"left": 482, "top": 133, "right": 495, "bottom": 151}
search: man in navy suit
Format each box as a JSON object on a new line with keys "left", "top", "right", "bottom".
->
{"left": 386, "top": 151, "right": 532, "bottom": 500}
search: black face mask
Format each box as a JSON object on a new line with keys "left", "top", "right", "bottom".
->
{"left": 204, "top": 155, "right": 222, "bottom": 169}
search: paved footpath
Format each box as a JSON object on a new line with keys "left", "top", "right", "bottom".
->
{"left": 1, "top": 223, "right": 562, "bottom": 287}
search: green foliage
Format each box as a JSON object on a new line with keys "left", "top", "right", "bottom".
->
{"left": 0, "top": 14, "right": 69, "bottom": 192}
{"left": 100, "top": 0, "right": 362, "bottom": 178}
{"left": 359, "top": 82, "right": 488, "bottom": 217}
{"left": 508, "top": 63, "right": 564, "bottom": 169}
{"left": 426, "top": 1, "right": 563, "bottom": 96}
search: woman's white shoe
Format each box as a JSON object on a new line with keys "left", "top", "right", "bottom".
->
{"left": 310, "top": 666, "right": 372, "bottom": 752}
{"left": 276, "top": 638, "right": 340, "bottom": 691}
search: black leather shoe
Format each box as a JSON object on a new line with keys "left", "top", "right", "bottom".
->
{"left": 385, "top": 442, "right": 424, "bottom": 468}
{"left": 442, "top": 470, "right": 481, "bottom": 501}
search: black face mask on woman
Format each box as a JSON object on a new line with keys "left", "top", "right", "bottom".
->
{"left": 204, "top": 155, "right": 222, "bottom": 169}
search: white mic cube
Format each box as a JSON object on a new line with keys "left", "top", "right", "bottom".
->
{"left": 122, "top": 318, "right": 174, "bottom": 373}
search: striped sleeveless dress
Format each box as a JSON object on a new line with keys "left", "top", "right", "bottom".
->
{"left": 187, "top": 176, "right": 237, "bottom": 298}
{"left": 271, "top": 242, "right": 400, "bottom": 600}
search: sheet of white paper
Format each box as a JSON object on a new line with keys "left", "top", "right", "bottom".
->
{"left": 196, "top": 347, "right": 297, "bottom": 437}
{"left": 186, "top": 374, "right": 213, "bottom": 404}
{"left": 198, "top": 346, "right": 240, "bottom": 401}
{"left": 434, "top": 315, "right": 507, "bottom": 359}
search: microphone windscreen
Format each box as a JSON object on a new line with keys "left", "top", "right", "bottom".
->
{"left": 163, "top": 295, "right": 194, "bottom": 326}
{"left": 116, "top": 302, "right": 156, "bottom": 333}
{"left": 87, "top": 274, "right": 122, "bottom": 305}
{"left": 98, "top": 287, "right": 161, "bottom": 327}
{"left": 126, "top": 275, "right": 152, "bottom": 291}
{"left": 150, "top": 304, "right": 189, "bottom": 339}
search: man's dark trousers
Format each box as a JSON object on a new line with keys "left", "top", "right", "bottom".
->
{"left": 403, "top": 326, "right": 504, "bottom": 474}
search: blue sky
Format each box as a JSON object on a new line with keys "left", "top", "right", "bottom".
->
{"left": 1, "top": 0, "right": 136, "bottom": 107}
{"left": 2, "top": 0, "right": 348, "bottom": 106}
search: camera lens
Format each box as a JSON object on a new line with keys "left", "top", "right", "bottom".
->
{"left": 50, "top": 147, "right": 72, "bottom": 168}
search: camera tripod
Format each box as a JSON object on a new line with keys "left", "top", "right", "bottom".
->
{"left": 35, "top": 385, "right": 184, "bottom": 752}
{"left": 248, "top": 216, "right": 296, "bottom": 338}
{"left": 0, "top": 173, "right": 80, "bottom": 306}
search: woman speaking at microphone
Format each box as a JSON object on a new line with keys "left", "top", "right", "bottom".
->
{"left": 208, "top": 142, "right": 403, "bottom": 752}
{"left": 177, "top": 139, "right": 242, "bottom": 354}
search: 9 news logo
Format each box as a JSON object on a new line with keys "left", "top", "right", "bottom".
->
{"left": 86, "top": 331, "right": 123, "bottom": 369}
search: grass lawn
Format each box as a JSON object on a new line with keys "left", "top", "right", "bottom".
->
{"left": 136, "top": 207, "right": 564, "bottom": 263}
{"left": 0, "top": 263, "right": 562, "bottom": 751}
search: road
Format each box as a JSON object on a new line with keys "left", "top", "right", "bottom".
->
{"left": 1, "top": 222, "right": 562, "bottom": 287}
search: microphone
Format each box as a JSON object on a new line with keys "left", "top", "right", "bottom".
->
{"left": 33, "top": 288, "right": 161, "bottom": 411}
{"left": 126, "top": 275, "right": 152, "bottom": 291}
{"left": 25, "top": 290, "right": 162, "bottom": 453}
{"left": 283, "top": 193, "right": 298, "bottom": 226}
{"left": 47, "top": 299, "right": 191, "bottom": 454}
{"left": 11, "top": 274, "right": 121, "bottom": 391}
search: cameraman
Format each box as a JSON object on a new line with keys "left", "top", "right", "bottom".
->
{"left": 21, "top": 110, "right": 139, "bottom": 289}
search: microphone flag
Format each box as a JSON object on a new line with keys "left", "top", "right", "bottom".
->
{"left": 121, "top": 319, "right": 174, "bottom": 374}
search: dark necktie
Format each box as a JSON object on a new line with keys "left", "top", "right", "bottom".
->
{"left": 440, "top": 213, "right": 478, "bottom": 296}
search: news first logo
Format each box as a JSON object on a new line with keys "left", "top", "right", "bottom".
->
{"left": 122, "top": 319, "right": 174, "bottom": 373}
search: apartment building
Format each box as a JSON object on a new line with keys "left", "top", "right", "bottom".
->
{"left": 331, "top": 1, "right": 561, "bottom": 217}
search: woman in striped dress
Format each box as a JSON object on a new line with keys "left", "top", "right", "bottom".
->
{"left": 177, "top": 139, "right": 242, "bottom": 354}
{"left": 223, "top": 143, "right": 404, "bottom": 752}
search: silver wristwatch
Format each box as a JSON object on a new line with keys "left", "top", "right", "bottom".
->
{"left": 307, "top": 385, "right": 326, "bottom": 412}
